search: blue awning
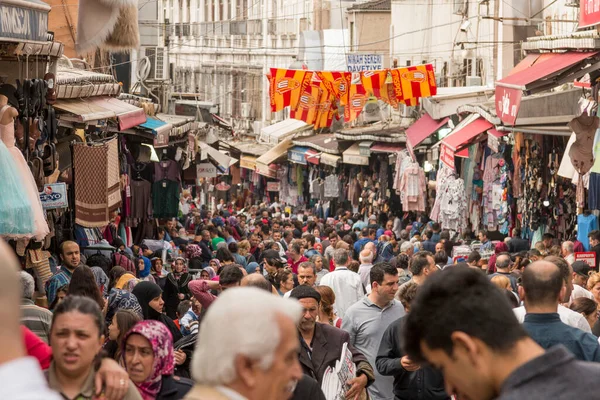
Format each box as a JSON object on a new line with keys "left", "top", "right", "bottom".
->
{"left": 138, "top": 117, "right": 173, "bottom": 135}
{"left": 288, "top": 146, "right": 310, "bottom": 165}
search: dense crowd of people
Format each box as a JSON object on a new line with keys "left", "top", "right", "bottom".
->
{"left": 6, "top": 201, "right": 600, "bottom": 399}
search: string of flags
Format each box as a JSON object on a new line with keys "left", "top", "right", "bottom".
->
{"left": 267, "top": 64, "right": 437, "bottom": 129}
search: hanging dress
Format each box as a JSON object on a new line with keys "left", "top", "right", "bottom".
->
{"left": 0, "top": 105, "right": 49, "bottom": 240}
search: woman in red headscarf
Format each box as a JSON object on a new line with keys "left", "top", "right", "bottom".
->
{"left": 487, "top": 242, "right": 509, "bottom": 274}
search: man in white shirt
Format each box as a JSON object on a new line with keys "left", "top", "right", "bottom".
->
{"left": 562, "top": 241, "right": 576, "bottom": 265}
{"left": 358, "top": 249, "right": 374, "bottom": 293}
{"left": 320, "top": 248, "right": 365, "bottom": 319}
{"left": 0, "top": 240, "right": 63, "bottom": 400}
{"left": 514, "top": 256, "right": 592, "bottom": 333}
{"left": 187, "top": 287, "right": 303, "bottom": 400}
{"left": 570, "top": 261, "right": 595, "bottom": 303}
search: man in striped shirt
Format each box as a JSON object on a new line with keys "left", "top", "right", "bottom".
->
{"left": 20, "top": 271, "right": 52, "bottom": 343}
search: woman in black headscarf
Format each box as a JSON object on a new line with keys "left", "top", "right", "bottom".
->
{"left": 131, "top": 281, "right": 182, "bottom": 342}
{"left": 163, "top": 257, "right": 192, "bottom": 320}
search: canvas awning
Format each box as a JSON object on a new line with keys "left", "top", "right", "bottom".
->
{"left": 137, "top": 117, "right": 173, "bottom": 148}
{"left": 255, "top": 162, "right": 278, "bottom": 178}
{"left": 320, "top": 153, "right": 340, "bottom": 167}
{"left": 87, "top": 97, "right": 147, "bottom": 130}
{"left": 370, "top": 143, "right": 403, "bottom": 153}
{"left": 343, "top": 143, "right": 369, "bottom": 166}
{"left": 256, "top": 139, "right": 293, "bottom": 166}
{"left": 54, "top": 98, "right": 117, "bottom": 122}
{"left": 260, "top": 119, "right": 312, "bottom": 144}
{"left": 292, "top": 134, "right": 342, "bottom": 155}
{"left": 405, "top": 113, "right": 449, "bottom": 153}
{"left": 199, "top": 142, "right": 238, "bottom": 169}
{"left": 240, "top": 155, "right": 258, "bottom": 170}
{"left": 441, "top": 115, "right": 493, "bottom": 152}
{"left": 496, "top": 51, "right": 600, "bottom": 125}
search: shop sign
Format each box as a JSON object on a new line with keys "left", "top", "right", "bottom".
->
{"left": 488, "top": 133, "right": 499, "bottom": 153}
{"left": 288, "top": 149, "right": 308, "bottom": 165}
{"left": 440, "top": 144, "right": 455, "bottom": 170}
{"left": 347, "top": 54, "right": 383, "bottom": 72}
{"left": 266, "top": 182, "right": 280, "bottom": 192}
{"left": 39, "top": 183, "right": 68, "bottom": 210}
{"left": 575, "top": 252, "right": 597, "bottom": 269}
{"left": 495, "top": 86, "right": 522, "bottom": 126}
{"left": 580, "top": 1, "right": 600, "bottom": 28}
{"left": 0, "top": 3, "right": 48, "bottom": 42}
{"left": 154, "top": 130, "right": 169, "bottom": 148}
{"left": 196, "top": 163, "right": 217, "bottom": 180}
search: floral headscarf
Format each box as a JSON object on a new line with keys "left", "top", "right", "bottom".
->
{"left": 208, "top": 259, "right": 221, "bottom": 272}
{"left": 202, "top": 266, "right": 216, "bottom": 280}
{"left": 185, "top": 244, "right": 202, "bottom": 259}
{"left": 105, "top": 288, "right": 143, "bottom": 327}
{"left": 123, "top": 320, "right": 174, "bottom": 400}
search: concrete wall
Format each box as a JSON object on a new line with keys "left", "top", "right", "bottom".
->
{"left": 347, "top": 10, "right": 390, "bottom": 68}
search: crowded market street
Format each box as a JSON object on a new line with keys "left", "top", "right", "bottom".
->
{"left": 4, "top": 0, "right": 600, "bottom": 399}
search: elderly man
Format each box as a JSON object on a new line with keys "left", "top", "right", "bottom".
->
{"left": 358, "top": 249, "right": 375, "bottom": 292}
{"left": 562, "top": 241, "right": 575, "bottom": 265}
{"left": 400, "top": 241, "right": 414, "bottom": 258}
{"left": 20, "top": 271, "right": 53, "bottom": 343}
{"left": 291, "top": 286, "right": 374, "bottom": 398}
{"left": 320, "top": 249, "right": 365, "bottom": 319}
{"left": 185, "top": 287, "right": 304, "bottom": 400}
{"left": 489, "top": 253, "right": 518, "bottom": 292}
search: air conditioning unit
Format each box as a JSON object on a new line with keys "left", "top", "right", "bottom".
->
{"left": 453, "top": 0, "right": 468, "bottom": 16}
{"left": 466, "top": 75, "right": 482, "bottom": 86}
{"left": 241, "top": 102, "right": 251, "bottom": 118}
{"left": 144, "top": 47, "right": 167, "bottom": 80}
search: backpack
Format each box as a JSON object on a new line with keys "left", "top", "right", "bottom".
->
{"left": 112, "top": 252, "right": 136, "bottom": 274}
{"left": 86, "top": 253, "right": 112, "bottom": 275}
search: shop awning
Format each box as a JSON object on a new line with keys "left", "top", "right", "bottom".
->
{"left": 255, "top": 162, "right": 278, "bottom": 178}
{"left": 405, "top": 113, "right": 449, "bottom": 152}
{"left": 321, "top": 153, "right": 340, "bottom": 167}
{"left": 199, "top": 142, "right": 238, "bottom": 170}
{"left": 54, "top": 98, "right": 117, "bottom": 122}
{"left": 156, "top": 114, "right": 196, "bottom": 136}
{"left": 495, "top": 51, "right": 600, "bottom": 125}
{"left": 87, "top": 97, "right": 147, "bottom": 130}
{"left": 343, "top": 143, "right": 369, "bottom": 166}
{"left": 138, "top": 117, "right": 173, "bottom": 135}
{"left": 256, "top": 139, "right": 293, "bottom": 166}
{"left": 260, "top": 119, "right": 312, "bottom": 144}
{"left": 292, "top": 134, "right": 342, "bottom": 155}
{"left": 441, "top": 115, "right": 493, "bottom": 152}
{"left": 0, "top": 0, "right": 51, "bottom": 42}
{"left": 370, "top": 143, "right": 403, "bottom": 153}
{"left": 305, "top": 149, "right": 320, "bottom": 165}
{"left": 240, "top": 155, "right": 258, "bottom": 170}
{"left": 288, "top": 146, "right": 310, "bottom": 165}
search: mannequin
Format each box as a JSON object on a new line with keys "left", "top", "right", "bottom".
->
{"left": 0, "top": 95, "right": 19, "bottom": 124}
{"left": 569, "top": 112, "right": 599, "bottom": 175}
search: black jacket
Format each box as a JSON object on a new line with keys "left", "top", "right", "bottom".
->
{"left": 156, "top": 375, "right": 193, "bottom": 400}
{"left": 508, "top": 238, "right": 530, "bottom": 253}
{"left": 291, "top": 375, "right": 326, "bottom": 400}
{"left": 591, "top": 244, "right": 600, "bottom": 270}
{"left": 376, "top": 316, "right": 449, "bottom": 400}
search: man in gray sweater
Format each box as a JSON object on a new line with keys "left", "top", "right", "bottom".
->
{"left": 403, "top": 266, "right": 600, "bottom": 400}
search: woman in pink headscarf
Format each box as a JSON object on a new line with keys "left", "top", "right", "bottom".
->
{"left": 487, "top": 242, "right": 509, "bottom": 274}
{"left": 123, "top": 320, "right": 192, "bottom": 399}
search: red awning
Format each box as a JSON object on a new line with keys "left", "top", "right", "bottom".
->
{"left": 406, "top": 114, "right": 449, "bottom": 150}
{"left": 488, "top": 128, "right": 506, "bottom": 138}
{"left": 370, "top": 143, "right": 403, "bottom": 153}
{"left": 442, "top": 117, "right": 493, "bottom": 152}
{"left": 305, "top": 149, "right": 320, "bottom": 165}
{"left": 497, "top": 51, "right": 600, "bottom": 91}
{"left": 455, "top": 148, "right": 469, "bottom": 158}
{"left": 508, "top": 53, "right": 556, "bottom": 76}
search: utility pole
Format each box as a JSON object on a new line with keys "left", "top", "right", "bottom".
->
{"left": 492, "top": 0, "right": 500, "bottom": 81}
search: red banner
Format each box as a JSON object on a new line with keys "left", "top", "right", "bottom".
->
{"left": 495, "top": 85, "right": 522, "bottom": 126}
{"left": 580, "top": 1, "right": 600, "bottom": 28}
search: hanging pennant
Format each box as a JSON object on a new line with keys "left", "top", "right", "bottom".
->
{"left": 379, "top": 82, "right": 398, "bottom": 108}
{"left": 390, "top": 64, "right": 437, "bottom": 102}
{"left": 360, "top": 69, "right": 389, "bottom": 98}
{"left": 344, "top": 84, "right": 368, "bottom": 123}
{"left": 316, "top": 71, "right": 352, "bottom": 105}
{"left": 268, "top": 68, "right": 311, "bottom": 112}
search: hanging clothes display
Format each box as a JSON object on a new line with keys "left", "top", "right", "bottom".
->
{"left": 0, "top": 105, "right": 48, "bottom": 240}
{"left": 398, "top": 162, "right": 427, "bottom": 212}
{"left": 577, "top": 212, "right": 598, "bottom": 251}
{"left": 437, "top": 175, "right": 468, "bottom": 232}
{"left": 73, "top": 137, "right": 122, "bottom": 227}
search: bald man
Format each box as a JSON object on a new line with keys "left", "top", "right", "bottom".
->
{"left": 520, "top": 261, "right": 600, "bottom": 361}
{"left": 45, "top": 241, "right": 80, "bottom": 307}
{"left": 241, "top": 273, "right": 273, "bottom": 293}
{"left": 0, "top": 240, "right": 61, "bottom": 399}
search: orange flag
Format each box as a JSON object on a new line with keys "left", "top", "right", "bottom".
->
{"left": 360, "top": 69, "right": 389, "bottom": 98}
{"left": 344, "top": 84, "right": 368, "bottom": 123}
{"left": 291, "top": 81, "right": 326, "bottom": 125}
{"left": 316, "top": 71, "right": 352, "bottom": 105}
{"left": 268, "top": 68, "right": 311, "bottom": 112}
{"left": 379, "top": 83, "right": 398, "bottom": 108}
{"left": 390, "top": 64, "right": 437, "bottom": 102}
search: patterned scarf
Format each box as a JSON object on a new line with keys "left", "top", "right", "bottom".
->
{"left": 105, "top": 288, "right": 143, "bottom": 327}
{"left": 185, "top": 244, "right": 202, "bottom": 259}
{"left": 122, "top": 320, "right": 174, "bottom": 400}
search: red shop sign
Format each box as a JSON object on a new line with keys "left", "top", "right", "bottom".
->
{"left": 580, "top": 1, "right": 600, "bottom": 29}
{"left": 440, "top": 144, "right": 455, "bottom": 170}
{"left": 575, "top": 252, "right": 597, "bottom": 269}
{"left": 495, "top": 85, "right": 522, "bottom": 126}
